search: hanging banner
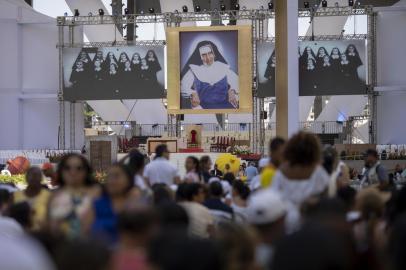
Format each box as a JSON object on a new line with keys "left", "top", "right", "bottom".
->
{"left": 166, "top": 25, "right": 252, "bottom": 114}
{"left": 63, "top": 45, "right": 165, "bottom": 101}
{"left": 257, "top": 39, "right": 367, "bottom": 97}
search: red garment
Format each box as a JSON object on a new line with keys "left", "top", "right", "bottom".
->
{"left": 191, "top": 130, "right": 197, "bottom": 144}
{"left": 113, "top": 250, "right": 148, "bottom": 270}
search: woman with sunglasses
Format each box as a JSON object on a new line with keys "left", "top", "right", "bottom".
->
{"left": 47, "top": 153, "right": 97, "bottom": 238}
{"left": 82, "top": 163, "right": 141, "bottom": 246}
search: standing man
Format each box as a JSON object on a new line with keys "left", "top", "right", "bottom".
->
{"left": 144, "top": 144, "right": 181, "bottom": 186}
{"left": 245, "top": 162, "right": 259, "bottom": 184}
{"left": 261, "top": 137, "right": 286, "bottom": 188}
{"left": 200, "top": 156, "right": 213, "bottom": 183}
{"left": 361, "top": 149, "right": 388, "bottom": 189}
{"left": 210, "top": 164, "right": 223, "bottom": 178}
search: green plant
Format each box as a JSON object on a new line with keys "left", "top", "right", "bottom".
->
{"left": 0, "top": 174, "right": 26, "bottom": 186}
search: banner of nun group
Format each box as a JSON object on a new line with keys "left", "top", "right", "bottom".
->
{"left": 257, "top": 40, "right": 367, "bottom": 97}
{"left": 63, "top": 46, "right": 165, "bottom": 101}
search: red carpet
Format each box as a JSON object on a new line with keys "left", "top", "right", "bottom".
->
{"left": 179, "top": 148, "right": 204, "bottom": 153}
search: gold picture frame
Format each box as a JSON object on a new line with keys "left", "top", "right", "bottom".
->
{"left": 166, "top": 25, "right": 252, "bottom": 114}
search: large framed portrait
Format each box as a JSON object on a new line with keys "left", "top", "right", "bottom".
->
{"left": 166, "top": 26, "right": 252, "bottom": 114}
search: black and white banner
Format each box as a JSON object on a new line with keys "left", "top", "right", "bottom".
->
{"left": 257, "top": 40, "right": 367, "bottom": 97}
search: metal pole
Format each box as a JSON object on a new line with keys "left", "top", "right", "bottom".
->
{"left": 367, "top": 10, "right": 377, "bottom": 144}
{"left": 58, "top": 24, "right": 65, "bottom": 149}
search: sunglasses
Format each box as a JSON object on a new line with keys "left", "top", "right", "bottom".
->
{"left": 63, "top": 165, "right": 85, "bottom": 172}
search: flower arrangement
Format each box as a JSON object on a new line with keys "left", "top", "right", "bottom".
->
{"left": 229, "top": 145, "right": 251, "bottom": 156}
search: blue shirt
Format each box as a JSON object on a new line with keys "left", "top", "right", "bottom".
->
{"left": 245, "top": 166, "right": 259, "bottom": 181}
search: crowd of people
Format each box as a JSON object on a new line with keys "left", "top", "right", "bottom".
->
{"left": 68, "top": 49, "right": 163, "bottom": 97}
{"left": 1, "top": 131, "right": 406, "bottom": 270}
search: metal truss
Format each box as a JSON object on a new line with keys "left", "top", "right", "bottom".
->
{"left": 59, "top": 40, "right": 166, "bottom": 48}
{"left": 56, "top": 6, "right": 372, "bottom": 26}
{"left": 262, "top": 34, "right": 368, "bottom": 43}
{"left": 93, "top": 121, "right": 137, "bottom": 126}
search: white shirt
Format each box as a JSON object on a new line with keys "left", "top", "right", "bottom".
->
{"left": 0, "top": 216, "right": 23, "bottom": 238}
{"left": 180, "top": 202, "right": 213, "bottom": 238}
{"left": 134, "top": 174, "right": 148, "bottom": 191}
{"left": 181, "top": 61, "right": 239, "bottom": 96}
{"left": 270, "top": 166, "right": 330, "bottom": 232}
{"left": 143, "top": 157, "right": 180, "bottom": 186}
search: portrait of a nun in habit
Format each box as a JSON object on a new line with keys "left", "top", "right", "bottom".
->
{"left": 180, "top": 41, "right": 239, "bottom": 110}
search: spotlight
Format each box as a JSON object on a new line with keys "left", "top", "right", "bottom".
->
{"left": 124, "top": 8, "right": 129, "bottom": 15}
{"left": 140, "top": 10, "right": 144, "bottom": 14}
{"left": 148, "top": 7, "right": 155, "bottom": 14}
{"left": 194, "top": 5, "right": 201, "bottom": 12}
{"left": 64, "top": 12, "right": 68, "bottom": 16}
{"left": 303, "top": 1, "right": 310, "bottom": 8}
{"left": 268, "top": 2, "right": 274, "bottom": 9}
{"left": 74, "top": 9, "right": 80, "bottom": 16}
{"left": 260, "top": 5, "right": 264, "bottom": 9}
{"left": 348, "top": 0, "right": 354, "bottom": 6}
{"left": 88, "top": 12, "right": 93, "bottom": 16}
{"left": 220, "top": 4, "right": 226, "bottom": 11}
{"left": 322, "top": 0, "right": 327, "bottom": 7}
{"left": 182, "top": 5, "right": 188, "bottom": 12}
{"left": 242, "top": 6, "right": 247, "bottom": 10}
{"left": 335, "top": 2, "right": 339, "bottom": 7}
{"left": 98, "top": 8, "right": 104, "bottom": 16}
{"left": 234, "top": 3, "right": 240, "bottom": 10}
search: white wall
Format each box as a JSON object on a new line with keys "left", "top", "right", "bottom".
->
{"left": 0, "top": 0, "right": 84, "bottom": 150}
{"left": 376, "top": 4, "right": 406, "bottom": 144}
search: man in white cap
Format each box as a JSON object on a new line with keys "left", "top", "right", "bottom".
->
{"left": 247, "top": 189, "right": 286, "bottom": 269}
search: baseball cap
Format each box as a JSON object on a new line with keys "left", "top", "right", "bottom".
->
{"left": 247, "top": 189, "right": 286, "bottom": 225}
{"left": 258, "top": 158, "right": 269, "bottom": 169}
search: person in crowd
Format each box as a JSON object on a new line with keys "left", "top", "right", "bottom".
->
{"left": 92, "top": 58, "right": 104, "bottom": 91}
{"left": 42, "top": 162, "right": 59, "bottom": 188}
{"left": 0, "top": 189, "right": 24, "bottom": 238}
{"left": 140, "top": 58, "right": 154, "bottom": 83}
{"left": 360, "top": 149, "right": 389, "bottom": 189}
{"left": 245, "top": 162, "right": 258, "bottom": 184}
{"left": 184, "top": 156, "right": 201, "bottom": 183}
{"left": 124, "top": 149, "right": 148, "bottom": 191}
{"left": 339, "top": 53, "right": 357, "bottom": 89}
{"left": 48, "top": 153, "right": 98, "bottom": 238}
{"left": 247, "top": 189, "right": 287, "bottom": 269}
{"left": 178, "top": 183, "right": 214, "bottom": 238}
{"left": 215, "top": 222, "right": 257, "bottom": 270}
{"left": 271, "top": 132, "right": 330, "bottom": 232}
{"left": 271, "top": 222, "right": 351, "bottom": 270}
{"left": 261, "top": 137, "right": 286, "bottom": 189}
{"left": 204, "top": 181, "right": 234, "bottom": 224}
{"left": 210, "top": 164, "right": 223, "bottom": 178}
{"left": 250, "top": 158, "right": 269, "bottom": 191}
{"left": 113, "top": 208, "right": 158, "bottom": 270}
{"left": 394, "top": 164, "right": 404, "bottom": 182}
{"left": 180, "top": 41, "right": 239, "bottom": 109}
{"left": 143, "top": 144, "right": 181, "bottom": 186}
{"left": 82, "top": 163, "right": 140, "bottom": 246}
{"left": 7, "top": 201, "right": 33, "bottom": 231}
{"left": 130, "top": 52, "right": 142, "bottom": 84}
{"left": 264, "top": 50, "right": 276, "bottom": 89}
{"left": 388, "top": 213, "right": 406, "bottom": 270}
{"left": 350, "top": 167, "right": 360, "bottom": 182}
{"left": 151, "top": 184, "right": 174, "bottom": 206}
{"left": 118, "top": 52, "right": 130, "bottom": 70}
{"left": 199, "top": 156, "right": 213, "bottom": 183}
{"left": 231, "top": 180, "right": 250, "bottom": 223}
{"left": 144, "top": 50, "right": 162, "bottom": 81}
{"left": 14, "top": 167, "right": 50, "bottom": 230}
{"left": 237, "top": 165, "right": 246, "bottom": 180}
